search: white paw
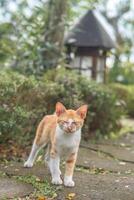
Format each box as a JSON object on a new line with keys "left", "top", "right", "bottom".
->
{"left": 64, "top": 180, "right": 75, "bottom": 187}
{"left": 52, "top": 177, "right": 63, "bottom": 185}
{"left": 24, "top": 161, "right": 33, "bottom": 168}
{"left": 64, "top": 176, "right": 75, "bottom": 187}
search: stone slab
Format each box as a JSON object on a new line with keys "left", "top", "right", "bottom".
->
{"left": 57, "top": 173, "right": 134, "bottom": 200}
{"left": 0, "top": 177, "right": 34, "bottom": 199}
{"left": 1, "top": 162, "right": 134, "bottom": 200}
{"left": 81, "top": 143, "right": 134, "bottom": 163}
{"left": 0, "top": 162, "right": 50, "bottom": 181}
{"left": 77, "top": 147, "right": 134, "bottom": 174}
{"left": 1, "top": 146, "right": 134, "bottom": 178}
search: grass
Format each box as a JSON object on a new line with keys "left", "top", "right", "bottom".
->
{"left": 75, "top": 166, "right": 110, "bottom": 175}
{"left": 0, "top": 170, "right": 58, "bottom": 200}
{"left": 0, "top": 171, "right": 6, "bottom": 178}
{"left": 15, "top": 175, "right": 58, "bottom": 199}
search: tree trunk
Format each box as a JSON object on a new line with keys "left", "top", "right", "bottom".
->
{"left": 43, "top": 0, "right": 68, "bottom": 69}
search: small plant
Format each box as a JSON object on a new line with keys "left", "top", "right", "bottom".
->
{"left": 16, "top": 175, "right": 57, "bottom": 199}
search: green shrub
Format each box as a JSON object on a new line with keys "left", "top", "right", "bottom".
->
{"left": 0, "top": 69, "right": 124, "bottom": 144}
{"left": 110, "top": 83, "right": 134, "bottom": 118}
{"left": 109, "top": 62, "right": 134, "bottom": 85}
{"left": 0, "top": 70, "right": 46, "bottom": 144}
{"left": 126, "top": 86, "right": 134, "bottom": 117}
{"left": 43, "top": 68, "right": 123, "bottom": 138}
{"left": 77, "top": 79, "right": 123, "bottom": 138}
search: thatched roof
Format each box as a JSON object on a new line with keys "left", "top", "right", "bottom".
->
{"left": 65, "top": 10, "right": 115, "bottom": 50}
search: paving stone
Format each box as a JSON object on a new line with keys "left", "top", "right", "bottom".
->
{"left": 0, "top": 118, "right": 134, "bottom": 199}
{"left": 57, "top": 173, "right": 134, "bottom": 200}
{"left": 1, "top": 162, "right": 134, "bottom": 200}
{"left": 0, "top": 177, "right": 34, "bottom": 199}
{"left": 0, "top": 162, "right": 50, "bottom": 181}
{"left": 1, "top": 146, "right": 134, "bottom": 178}
{"left": 81, "top": 142, "right": 134, "bottom": 163}
{"left": 77, "top": 147, "right": 134, "bottom": 173}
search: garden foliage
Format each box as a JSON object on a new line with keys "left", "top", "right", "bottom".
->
{"left": 109, "top": 62, "right": 134, "bottom": 85}
{"left": 0, "top": 69, "right": 123, "bottom": 144}
{"left": 110, "top": 83, "right": 134, "bottom": 118}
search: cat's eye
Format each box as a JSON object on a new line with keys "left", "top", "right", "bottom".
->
{"left": 72, "top": 121, "right": 76, "bottom": 125}
{"left": 63, "top": 120, "right": 68, "bottom": 124}
{"left": 61, "top": 120, "right": 79, "bottom": 125}
{"left": 72, "top": 121, "right": 79, "bottom": 125}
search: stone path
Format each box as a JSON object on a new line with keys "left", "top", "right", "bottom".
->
{"left": 81, "top": 143, "right": 134, "bottom": 162}
{"left": 77, "top": 147, "right": 134, "bottom": 174}
{"left": 0, "top": 177, "right": 34, "bottom": 199}
{"left": 0, "top": 120, "right": 134, "bottom": 200}
{"left": 1, "top": 162, "right": 134, "bottom": 200}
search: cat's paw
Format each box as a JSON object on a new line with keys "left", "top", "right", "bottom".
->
{"left": 64, "top": 180, "right": 75, "bottom": 187}
{"left": 64, "top": 176, "right": 75, "bottom": 187}
{"left": 24, "top": 161, "right": 33, "bottom": 168}
{"left": 52, "top": 177, "right": 63, "bottom": 185}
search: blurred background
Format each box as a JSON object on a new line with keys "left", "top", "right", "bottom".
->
{"left": 0, "top": 0, "right": 134, "bottom": 160}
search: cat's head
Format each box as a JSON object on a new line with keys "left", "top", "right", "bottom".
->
{"left": 56, "top": 102, "right": 88, "bottom": 134}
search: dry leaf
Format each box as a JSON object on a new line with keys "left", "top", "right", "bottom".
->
{"left": 36, "top": 177, "right": 41, "bottom": 182}
{"left": 68, "top": 193, "right": 76, "bottom": 198}
{"left": 37, "top": 196, "right": 47, "bottom": 200}
{"left": 66, "top": 193, "right": 76, "bottom": 200}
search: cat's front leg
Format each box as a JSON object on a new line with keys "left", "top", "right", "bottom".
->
{"left": 48, "top": 154, "right": 62, "bottom": 185}
{"left": 24, "top": 142, "right": 41, "bottom": 168}
{"left": 64, "top": 152, "right": 77, "bottom": 187}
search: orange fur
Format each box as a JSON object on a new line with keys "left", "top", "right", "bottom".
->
{"left": 65, "top": 152, "right": 77, "bottom": 176}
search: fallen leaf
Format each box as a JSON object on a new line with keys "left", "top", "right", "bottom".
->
{"left": 15, "top": 168, "right": 19, "bottom": 171}
{"left": 119, "top": 162, "right": 126, "bottom": 165}
{"left": 37, "top": 196, "right": 47, "bottom": 200}
{"left": 66, "top": 193, "right": 76, "bottom": 200}
{"left": 68, "top": 193, "right": 75, "bottom": 198}
{"left": 36, "top": 177, "right": 41, "bottom": 182}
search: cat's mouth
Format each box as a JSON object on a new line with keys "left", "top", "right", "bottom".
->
{"left": 64, "top": 128, "right": 76, "bottom": 134}
{"left": 59, "top": 124, "right": 77, "bottom": 134}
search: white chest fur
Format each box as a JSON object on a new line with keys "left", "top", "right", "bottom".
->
{"left": 55, "top": 125, "right": 81, "bottom": 155}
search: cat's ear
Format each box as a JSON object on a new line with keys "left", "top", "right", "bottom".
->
{"left": 76, "top": 105, "right": 88, "bottom": 119}
{"left": 56, "top": 102, "right": 66, "bottom": 117}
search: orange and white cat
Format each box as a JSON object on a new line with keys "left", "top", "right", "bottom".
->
{"left": 24, "top": 102, "right": 88, "bottom": 187}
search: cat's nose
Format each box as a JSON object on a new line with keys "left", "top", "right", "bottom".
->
{"left": 67, "top": 126, "right": 72, "bottom": 132}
